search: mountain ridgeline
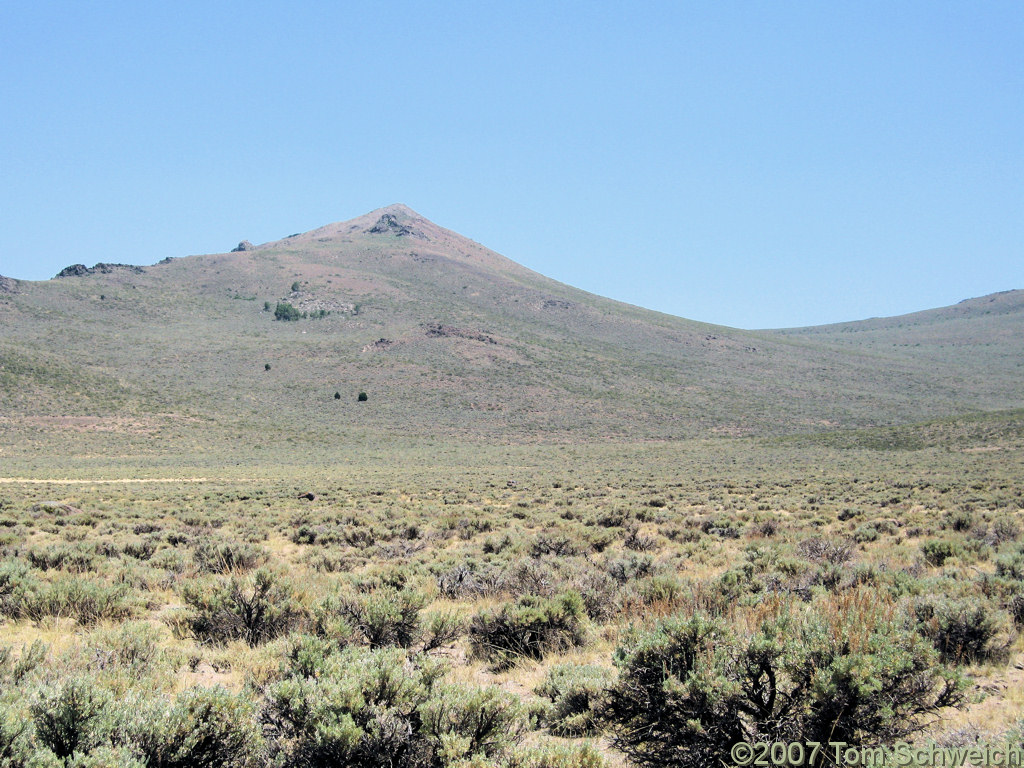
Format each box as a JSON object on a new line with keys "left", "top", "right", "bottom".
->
{"left": 1, "top": 204, "right": 1021, "bottom": 455}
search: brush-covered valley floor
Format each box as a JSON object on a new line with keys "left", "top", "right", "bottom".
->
{"left": 1, "top": 416, "right": 1023, "bottom": 767}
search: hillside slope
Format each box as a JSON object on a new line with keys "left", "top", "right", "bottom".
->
{"left": 771, "top": 288, "right": 1024, "bottom": 352}
{"left": 766, "top": 289, "right": 1024, "bottom": 407}
{"left": 1, "top": 205, "right": 1022, "bottom": 456}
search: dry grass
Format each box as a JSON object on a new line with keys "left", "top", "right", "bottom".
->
{"left": 0, "top": 417, "right": 1021, "bottom": 762}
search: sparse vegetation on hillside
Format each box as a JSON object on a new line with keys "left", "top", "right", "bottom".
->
{"left": 273, "top": 301, "right": 300, "bottom": 321}
{"left": 1, "top": 206, "right": 1021, "bottom": 445}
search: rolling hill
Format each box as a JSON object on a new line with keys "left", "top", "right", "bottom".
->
{"left": 769, "top": 288, "right": 1024, "bottom": 373}
{"left": 1, "top": 204, "right": 1021, "bottom": 461}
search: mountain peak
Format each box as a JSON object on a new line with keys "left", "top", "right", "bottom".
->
{"left": 3, "top": 206, "right": 1023, "bottom": 444}
{"left": 367, "top": 210, "right": 425, "bottom": 239}
{"left": 272, "top": 204, "right": 432, "bottom": 246}
{"left": 376, "top": 203, "right": 419, "bottom": 217}
{"left": 360, "top": 203, "right": 427, "bottom": 228}
{"left": 247, "top": 204, "right": 528, "bottom": 276}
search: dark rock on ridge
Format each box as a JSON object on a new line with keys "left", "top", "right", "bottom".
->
{"left": 56, "top": 263, "right": 145, "bottom": 278}
{"left": 56, "top": 264, "right": 90, "bottom": 277}
{"left": 368, "top": 213, "right": 422, "bottom": 238}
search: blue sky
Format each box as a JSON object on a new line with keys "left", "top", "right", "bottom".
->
{"left": 1, "top": 1, "right": 1020, "bottom": 329}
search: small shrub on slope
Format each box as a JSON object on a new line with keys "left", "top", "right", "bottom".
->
{"left": 602, "top": 589, "right": 962, "bottom": 768}
{"left": 262, "top": 645, "right": 524, "bottom": 768}
{"left": 913, "top": 595, "right": 1014, "bottom": 665}
{"left": 469, "top": 592, "right": 587, "bottom": 670}
{"left": 126, "top": 687, "right": 262, "bottom": 768}
{"left": 534, "top": 664, "right": 613, "bottom": 737}
{"left": 177, "top": 568, "right": 304, "bottom": 646}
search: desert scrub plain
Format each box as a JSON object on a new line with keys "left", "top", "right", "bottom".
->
{"left": 0, "top": 411, "right": 1022, "bottom": 767}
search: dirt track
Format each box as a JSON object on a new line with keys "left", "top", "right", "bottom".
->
{"left": 0, "top": 477, "right": 259, "bottom": 484}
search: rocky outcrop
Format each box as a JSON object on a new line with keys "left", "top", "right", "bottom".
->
{"left": 362, "top": 338, "right": 395, "bottom": 353}
{"left": 368, "top": 213, "right": 422, "bottom": 238}
{"left": 231, "top": 241, "right": 255, "bottom": 252}
{"left": 95, "top": 263, "right": 143, "bottom": 274}
{"left": 55, "top": 263, "right": 145, "bottom": 278}
{"left": 0, "top": 276, "right": 18, "bottom": 293}
{"left": 56, "top": 264, "right": 90, "bottom": 277}
{"left": 424, "top": 323, "right": 496, "bottom": 344}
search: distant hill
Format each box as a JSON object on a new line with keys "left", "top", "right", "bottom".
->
{"left": 770, "top": 288, "right": 1024, "bottom": 352}
{"left": 765, "top": 289, "right": 1024, "bottom": 413}
{"left": 1, "top": 205, "right": 1021, "bottom": 457}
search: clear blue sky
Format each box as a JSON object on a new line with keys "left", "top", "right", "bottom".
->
{"left": 1, "top": 1, "right": 1020, "bottom": 329}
